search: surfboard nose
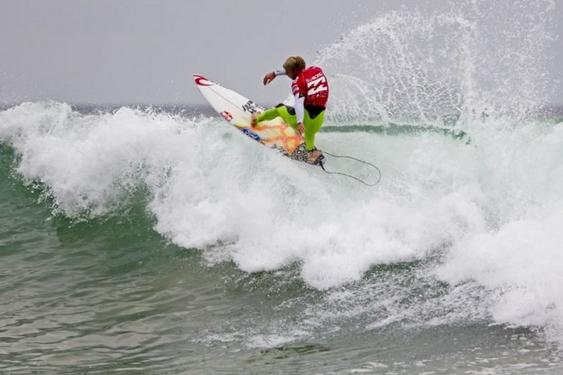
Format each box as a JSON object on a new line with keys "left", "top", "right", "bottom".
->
{"left": 193, "top": 74, "right": 213, "bottom": 86}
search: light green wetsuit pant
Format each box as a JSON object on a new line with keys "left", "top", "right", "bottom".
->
{"left": 256, "top": 104, "right": 325, "bottom": 151}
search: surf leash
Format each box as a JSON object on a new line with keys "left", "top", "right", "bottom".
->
{"left": 319, "top": 151, "right": 382, "bottom": 187}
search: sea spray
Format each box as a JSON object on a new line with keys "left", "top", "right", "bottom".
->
{"left": 318, "top": 0, "right": 555, "bottom": 125}
{"left": 1, "top": 0, "right": 562, "bottom": 349}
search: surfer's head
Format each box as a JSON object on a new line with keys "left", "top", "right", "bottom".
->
{"left": 283, "top": 56, "right": 306, "bottom": 79}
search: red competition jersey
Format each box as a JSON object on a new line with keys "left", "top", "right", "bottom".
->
{"left": 291, "top": 66, "right": 329, "bottom": 108}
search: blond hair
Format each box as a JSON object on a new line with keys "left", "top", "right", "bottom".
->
{"left": 283, "top": 56, "right": 306, "bottom": 72}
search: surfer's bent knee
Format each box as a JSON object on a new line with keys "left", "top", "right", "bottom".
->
{"left": 276, "top": 104, "right": 298, "bottom": 127}
{"left": 256, "top": 104, "right": 297, "bottom": 127}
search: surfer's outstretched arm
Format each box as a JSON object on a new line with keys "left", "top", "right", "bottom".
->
{"left": 263, "top": 70, "right": 287, "bottom": 85}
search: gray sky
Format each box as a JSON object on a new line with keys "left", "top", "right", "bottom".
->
{"left": 1, "top": 0, "right": 562, "bottom": 106}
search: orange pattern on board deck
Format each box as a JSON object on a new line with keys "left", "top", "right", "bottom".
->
{"left": 258, "top": 123, "right": 302, "bottom": 154}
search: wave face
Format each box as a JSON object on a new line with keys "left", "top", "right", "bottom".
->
{"left": 0, "top": 1, "right": 562, "bottom": 371}
{"left": 1, "top": 99, "right": 563, "bottom": 346}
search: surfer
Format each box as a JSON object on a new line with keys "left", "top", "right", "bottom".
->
{"left": 251, "top": 56, "right": 329, "bottom": 164}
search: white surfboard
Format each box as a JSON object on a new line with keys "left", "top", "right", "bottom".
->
{"left": 193, "top": 74, "right": 303, "bottom": 156}
{"left": 193, "top": 74, "right": 381, "bottom": 186}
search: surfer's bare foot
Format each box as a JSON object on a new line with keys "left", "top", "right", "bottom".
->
{"left": 307, "top": 149, "right": 322, "bottom": 164}
{"left": 250, "top": 112, "right": 260, "bottom": 127}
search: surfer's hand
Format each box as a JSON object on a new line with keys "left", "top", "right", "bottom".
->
{"left": 263, "top": 71, "right": 276, "bottom": 85}
{"left": 297, "top": 123, "right": 305, "bottom": 135}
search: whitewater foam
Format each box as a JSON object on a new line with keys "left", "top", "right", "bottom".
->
{"left": 2, "top": 102, "right": 562, "bottom": 348}
{"left": 1, "top": 0, "right": 562, "bottom": 350}
{"left": 0, "top": 102, "right": 480, "bottom": 287}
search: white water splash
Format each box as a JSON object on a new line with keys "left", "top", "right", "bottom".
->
{"left": 1, "top": 0, "right": 562, "bottom": 348}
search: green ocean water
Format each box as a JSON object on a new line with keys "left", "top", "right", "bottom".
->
{"left": 0, "top": 177, "right": 560, "bottom": 375}
{"left": 3, "top": 0, "right": 563, "bottom": 372}
{"left": 1, "top": 103, "right": 563, "bottom": 374}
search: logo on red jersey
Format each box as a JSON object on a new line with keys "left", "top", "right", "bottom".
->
{"left": 306, "top": 75, "right": 328, "bottom": 96}
{"left": 292, "top": 67, "right": 329, "bottom": 107}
